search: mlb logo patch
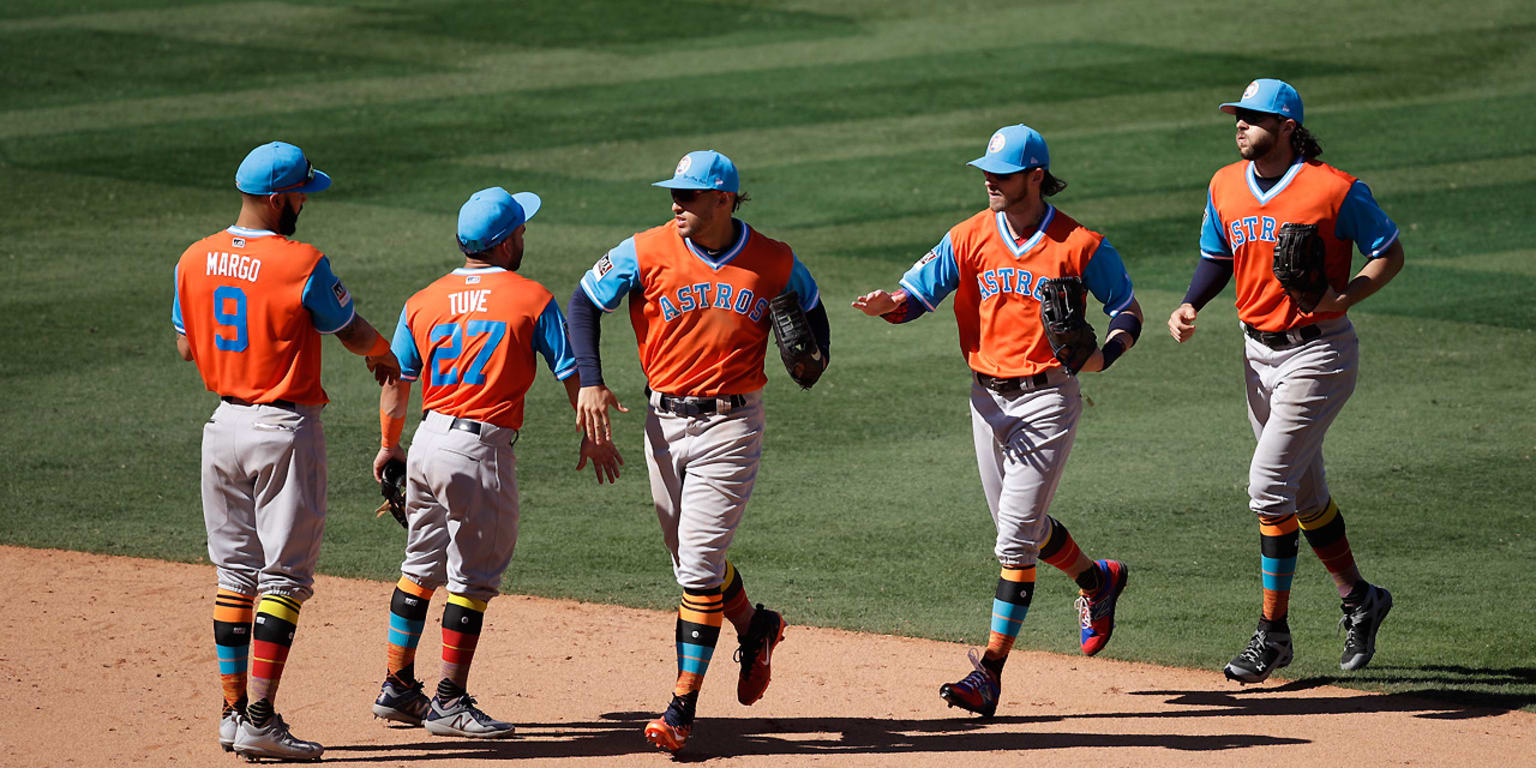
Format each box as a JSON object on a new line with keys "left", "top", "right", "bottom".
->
{"left": 595, "top": 254, "right": 614, "bottom": 277}
{"left": 466, "top": 275, "right": 481, "bottom": 285}
{"left": 332, "top": 281, "right": 350, "bottom": 305}
{"left": 231, "top": 237, "right": 246, "bottom": 248}
{"left": 917, "top": 250, "right": 939, "bottom": 267}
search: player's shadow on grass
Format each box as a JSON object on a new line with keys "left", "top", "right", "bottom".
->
{"left": 1124, "top": 667, "right": 1535, "bottom": 721}
{"left": 322, "top": 711, "right": 1306, "bottom": 762}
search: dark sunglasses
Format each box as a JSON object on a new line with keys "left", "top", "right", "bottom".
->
{"left": 1234, "top": 107, "right": 1280, "bottom": 125}
{"left": 669, "top": 189, "right": 708, "bottom": 204}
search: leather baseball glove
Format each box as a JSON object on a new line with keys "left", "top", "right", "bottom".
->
{"left": 769, "top": 291, "right": 824, "bottom": 389}
{"left": 1039, "top": 276, "right": 1097, "bottom": 374}
{"left": 1272, "top": 222, "right": 1328, "bottom": 313}
{"left": 374, "top": 458, "right": 407, "bottom": 528}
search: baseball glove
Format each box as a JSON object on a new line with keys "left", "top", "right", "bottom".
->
{"left": 1272, "top": 222, "right": 1328, "bottom": 313}
{"left": 374, "top": 458, "right": 407, "bottom": 529}
{"left": 1039, "top": 276, "right": 1097, "bottom": 375}
{"left": 769, "top": 291, "right": 824, "bottom": 389}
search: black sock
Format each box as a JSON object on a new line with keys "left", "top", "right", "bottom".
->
{"left": 389, "top": 663, "right": 417, "bottom": 686}
{"left": 246, "top": 698, "right": 273, "bottom": 727}
{"left": 980, "top": 654, "right": 1006, "bottom": 677}
{"left": 437, "top": 678, "right": 465, "bottom": 702}
{"left": 1343, "top": 580, "right": 1370, "bottom": 607}
{"left": 1256, "top": 615, "right": 1290, "bottom": 634}
{"left": 1074, "top": 563, "right": 1104, "bottom": 594}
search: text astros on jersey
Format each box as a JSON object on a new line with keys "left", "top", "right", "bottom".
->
{"left": 579, "top": 219, "right": 819, "bottom": 396}
{"left": 899, "top": 205, "right": 1135, "bottom": 378}
{"left": 172, "top": 225, "right": 355, "bottom": 405}
{"left": 1200, "top": 158, "right": 1399, "bottom": 331}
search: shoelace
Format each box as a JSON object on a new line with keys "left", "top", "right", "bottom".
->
{"left": 1075, "top": 595, "right": 1093, "bottom": 628}
{"left": 734, "top": 619, "right": 772, "bottom": 666}
{"left": 956, "top": 648, "right": 997, "bottom": 695}
{"left": 1235, "top": 632, "right": 1272, "bottom": 666}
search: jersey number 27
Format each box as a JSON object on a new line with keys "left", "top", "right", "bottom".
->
{"left": 428, "top": 321, "right": 506, "bottom": 386}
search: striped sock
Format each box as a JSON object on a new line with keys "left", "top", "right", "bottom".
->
{"left": 249, "top": 594, "right": 302, "bottom": 705}
{"left": 1298, "top": 499, "right": 1363, "bottom": 599}
{"left": 1259, "top": 514, "right": 1300, "bottom": 623}
{"left": 213, "top": 589, "right": 254, "bottom": 710}
{"left": 387, "top": 577, "right": 434, "bottom": 681}
{"left": 983, "top": 565, "right": 1036, "bottom": 674}
{"left": 440, "top": 593, "right": 487, "bottom": 690}
{"left": 1039, "top": 517, "right": 1094, "bottom": 580}
{"left": 674, "top": 588, "right": 723, "bottom": 697}
{"left": 720, "top": 561, "right": 754, "bottom": 634}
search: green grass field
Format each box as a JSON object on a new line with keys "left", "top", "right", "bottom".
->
{"left": 2, "top": 0, "right": 1532, "bottom": 712}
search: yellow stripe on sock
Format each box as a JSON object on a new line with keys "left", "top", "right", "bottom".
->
{"left": 257, "top": 595, "right": 301, "bottom": 624}
{"left": 447, "top": 593, "right": 488, "bottom": 612}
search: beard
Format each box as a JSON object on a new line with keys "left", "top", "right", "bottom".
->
{"left": 277, "top": 199, "right": 301, "bottom": 236}
{"left": 1239, "top": 130, "right": 1279, "bottom": 162}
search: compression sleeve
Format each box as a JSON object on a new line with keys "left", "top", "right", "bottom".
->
{"left": 567, "top": 286, "right": 605, "bottom": 387}
{"left": 1181, "top": 257, "right": 1235, "bottom": 311}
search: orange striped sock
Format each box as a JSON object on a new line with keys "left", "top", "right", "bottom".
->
{"left": 1299, "top": 499, "right": 1362, "bottom": 598}
{"left": 1039, "top": 517, "right": 1092, "bottom": 578}
{"left": 1260, "top": 514, "right": 1300, "bottom": 622}
{"left": 674, "top": 588, "right": 723, "bottom": 696}
{"left": 249, "top": 594, "right": 302, "bottom": 704}
{"left": 984, "top": 565, "right": 1036, "bottom": 673}
{"left": 213, "top": 589, "right": 254, "bottom": 709}
{"left": 387, "top": 577, "right": 434, "bottom": 680}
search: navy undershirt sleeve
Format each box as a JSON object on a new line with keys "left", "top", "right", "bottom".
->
{"left": 880, "top": 292, "right": 929, "bottom": 324}
{"left": 807, "top": 300, "right": 831, "bottom": 356}
{"left": 566, "top": 287, "right": 605, "bottom": 387}
{"left": 1182, "top": 258, "right": 1235, "bottom": 311}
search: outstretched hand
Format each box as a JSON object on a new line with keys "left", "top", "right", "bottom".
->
{"left": 576, "top": 436, "right": 623, "bottom": 484}
{"left": 576, "top": 385, "right": 628, "bottom": 446}
{"left": 851, "top": 289, "right": 902, "bottom": 316}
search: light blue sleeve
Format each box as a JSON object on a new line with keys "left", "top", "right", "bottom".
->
{"left": 786, "top": 254, "right": 820, "bottom": 312}
{"left": 578, "top": 238, "right": 640, "bottom": 313}
{"left": 390, "top": 305, "right": 422, "bottom": 382}
{"left": 1082, "top": 240, "right": 1136, "bottom": 317}
{"left": 300, "top": 256, "right": 357, "bottom": 334}
{"left": 534, "top": 297, "right": 578, "bottom": 380}
{"left": 1335, "top": 180, "right": 1400, "bottom": 258}
{"left": 171, "top": 263, "right": 185, "bottom": 333}
{"left": 897, "top": 232, "right": 960, "bottom": 311}
{"left": 1198, "top": 188, "right": 1232, "bottom": 259}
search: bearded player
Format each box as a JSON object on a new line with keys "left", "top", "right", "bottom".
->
{"left": 1168, "top": 79, "right": 1404, "bottom": 683}
{"left": 566, "top": 150, "right": 830, "bottom": 753}
{"left": 854, "top": 124, "right": 1141, "bottom": 718}
{"left": 173, "top": 141, "right": 399, "bottom": 761}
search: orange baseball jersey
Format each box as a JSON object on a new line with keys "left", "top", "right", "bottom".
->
{"left": 1200, "top": 159, "right": 1400, "bottom": 331}
{"left": 391, "top": 267, "right": 576, "bottom": 429}
{"left": 172, "top": 226, "right": 356, "bottom": 404}
{"left": 900, "top": 206, "right": 1135, "bottom": 378}
{"left": 579, "top": 220, "right": 819, "bottom": 396}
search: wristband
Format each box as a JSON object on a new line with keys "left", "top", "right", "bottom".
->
{"left": 365, "top": 334, "right": 391, "bottom": 357}
{"left": 380, "top": 408, "right": 405, "bottom": 448}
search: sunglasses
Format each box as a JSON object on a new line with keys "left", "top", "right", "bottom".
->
{"left": 1234, "top": 107, "right": 1280, "bottom": 125}
{"left": 669, "top": 189, "right": 717, "bottom": 204}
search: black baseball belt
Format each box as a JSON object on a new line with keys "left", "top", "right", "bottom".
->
{"left": 645, "top": 387, "right": 747, "bottom": 416}
{"left": 221, "top": 395, "right": 297, "bottom": 410}
{"left": 974, "top": 371, "right": 1052, "bottom": 394}
{"left": 1243, "top": 322, "right": 1322, "bottom": 350}
{"left": 420, "top": 410, "right": 518, "bottom": 447}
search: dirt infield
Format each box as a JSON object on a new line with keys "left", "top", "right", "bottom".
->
{"left": 1, "top": 546, "right": 1528, "bottom": 767}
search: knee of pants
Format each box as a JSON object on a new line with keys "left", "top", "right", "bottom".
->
{"left": 257, "top": 570, "right": 315, "bottom": 603}
{"left": 218, "top": 569, "right": 260, "bottom": 597}
{"left": 673, "top": 558, "right": 726, "bottom": 592}
{"left": 1247, "top": 484, "right": 1296, "bottom": 517}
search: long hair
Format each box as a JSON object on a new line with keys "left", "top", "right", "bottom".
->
{"left": 1291, "top": 124, "right": 1323, "bottom": 160}
{"left": 1041, "top": 171, "right": 1068, "bottom": 197}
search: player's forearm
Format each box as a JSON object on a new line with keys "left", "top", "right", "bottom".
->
{"left": 1098, "top": 303, "right": 1143, "bottom": 371}
{"left": 1338, "top": 241, "right": 1404, "bottom": 309}
{"left": 175, "top": 332, "right": 193, "bottom": 361}
{"left": 566, "top": 288, "right": 606, "bottom": 387}
{"left": 881, "top": 289, "right": 928, "bottom": 324}
{"left": 563, "top": 374, "right": 583, "bottom": 410}
{"left": 1181, "top": 257, "right": 1234, "bottom": 311}
{"left": 806, "top": 301, "right": 832, "bottom": 359}
{"left": 378, "top": 379, "right": 411, "bottom": 448}
{"left": 337, "top": 314, "right": 390, "bottom": 356}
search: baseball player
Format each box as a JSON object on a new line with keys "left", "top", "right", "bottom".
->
{"left": 172, "top": 141, "right": 400, "bottom": 761}
{"left": 853, "top": 124, "right": 1142, "bottom": 718}
{"left": 367, "top": 187, "right": 621, "bottom": 739}
{"left": 1169, "top": 79, "right": 1404, "bottom": 683}
{"left": 566, "top": 150, "right": 830, "bottom": 753}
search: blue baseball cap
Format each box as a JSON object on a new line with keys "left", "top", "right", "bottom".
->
{"left": 652, "top": 150, "right": 739, "bottom": 193}
{"left": 235, "top": 141, "right": 331, "bottom": 194}
{"left": 457, "top": 187, "right": 541, "bottom": 253}
{"left": 968, "top": 124, "right": 1050, "bottom": 174}
{"left": 1220, "top": 78, "right": 1304, "bottom": 124}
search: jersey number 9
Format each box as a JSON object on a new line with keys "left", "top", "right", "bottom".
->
{"left": 213, "top": 285, "right": 248, "bottom": 352}
{"left": 428, "top": 321, "right": 506, "bottom": 386}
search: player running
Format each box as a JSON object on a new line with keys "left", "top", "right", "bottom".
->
{"left": 854, "top": 124, "right": 1143, "bottom": 717}
{"left": 567, "top": 150, "right": 831, "bottom": 753}
{"left": 172, "top": 141, "right": 399, "bottom": 761}
{"left": 1169, "top": 79, "right": 1404, "bottom": 683}
{"left": 366, "top": 186, "right": 620, "bottom": 738}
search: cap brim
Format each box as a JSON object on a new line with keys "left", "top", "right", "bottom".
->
{"left": 967, "top": 156, "right": 1031, "bottom": 174}
{"left": 290, "top": 168, "right": 332, "bottom": 194}
{"left": 511, "top": 191, "right": 541, "bottom": 223}
{"left": 652, "top": 177, "right": 715, "bottom": 190}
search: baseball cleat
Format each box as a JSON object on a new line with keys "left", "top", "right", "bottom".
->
{"left": 233, "top": 713, "right": 324, "bottom": 762}
{"left": 423, "top": 692, "right": 516, "bottom": 739}
{"left": 1339, "top": 584, "right": 1393, "bottom": 671}
{"left": 736, "top": 603, "right": 787, "bottom": 705}
{"left": 643, "top": 694, "right": 695, "bottom": 753}
{"left": 939, "top": 648, "right": 1001, "bottom": 718}
{"left": 372, "top": 674, "right": 432, "bottom": 726}
{"left": 1076, "top": 559, "right": 1128, "bottom": 656}
{"left": 219, "top": 704, "right": 242, "bottom": 752}
{"left": 1223, "top": 628, "right": 1293, "bottom": 684}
